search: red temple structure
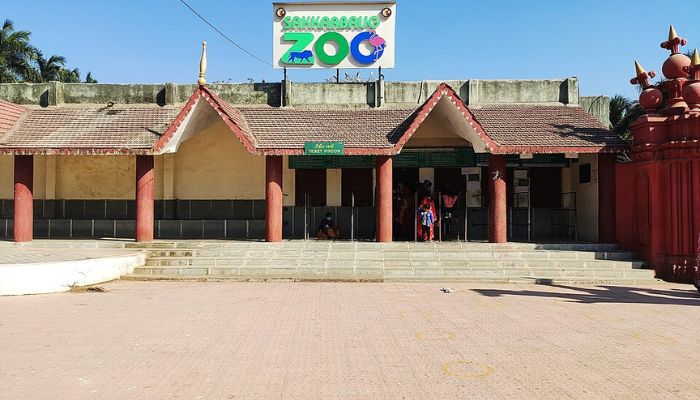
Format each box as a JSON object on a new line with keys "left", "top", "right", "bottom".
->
{"left": 616, "top": 26, "right": 700, "bottom": 283}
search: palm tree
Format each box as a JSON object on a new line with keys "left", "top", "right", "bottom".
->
{"left": 609, "top": 94, "right": 643, "bottom": 143}
{"left": 26, "top": 50, "right": 66, "bottom": 82}
{"left": 0, "top": 19, "right": 34, "bottom": 83}
{"left": 84, "top": 71, "right": 97, "bottom": 83}
{"left": 59, "top": 67, "right": 80, "bottom": 83}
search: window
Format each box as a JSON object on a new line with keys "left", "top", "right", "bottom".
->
{"left": 579, "top": 163, "right": 591, "bottom": 184}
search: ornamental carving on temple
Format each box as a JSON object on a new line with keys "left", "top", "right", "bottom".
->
{"left": 628, "top": 26, "right": 700, "bottom": 160}
{"left": 617, "top": 25, "right": 700, "bottom": 283}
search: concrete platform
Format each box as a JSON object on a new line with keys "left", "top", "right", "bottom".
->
{"left": 0, "top": 244, "right": 147, "bottom": 295}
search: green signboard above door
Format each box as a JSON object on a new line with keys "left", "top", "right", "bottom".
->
{"left": 290, "top": 148, "right": 476, "bottom": 169}
{"left": 304, "top": 142, "right": 345, "bottom": 155}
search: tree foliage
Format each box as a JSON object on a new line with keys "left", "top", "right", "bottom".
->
{"left": 0, "top": 19, "right": 96, "bottom": 83}
{"left": 609, "top": 94, "right": 643, "bottom": 143}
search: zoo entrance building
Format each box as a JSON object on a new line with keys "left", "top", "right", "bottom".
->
{"left": 0, "top": 68, "right": 619, "bottom": 248}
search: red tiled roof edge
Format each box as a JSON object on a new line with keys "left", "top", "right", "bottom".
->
{"left": 151, "top": 87, "right": 203, "bottom": 153}
{"left": 153, "top": 85, "right": 260, "bottom": 155}
{"left": 0, "top": 148, "right": 153, "bottom": 156}
{"left": 389, "top": 83, "right": 500, "bottom": 154}
{"left": 494, "top": 145, "right": 625, "bottom": 154}
{"left": 0, "top": 100, "right": 27, "bottom": 141}
{"left": 199, "top": 87, "right": 259, "bottom": 154}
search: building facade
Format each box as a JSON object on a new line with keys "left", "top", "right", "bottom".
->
{"left": 0, "top": 69, "right": 620, "bottom": 245}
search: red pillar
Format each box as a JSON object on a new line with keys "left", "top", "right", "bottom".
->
{"left": 488, "top": 154, "right": 507, "bottom": 243}
{"left": 265, "top": 155, "right": 283, "bottom": 242}
{"left": 13, "top": 155, "right": 33, "bottom": 242}
{"left": 598, "top": 153, "right": 617, "bottom": 243}
{"left": 135, "top": 155, "right": 154, "bottom": 242}
{"left": 375, "top": 155, "right": 392, "bottom": 242}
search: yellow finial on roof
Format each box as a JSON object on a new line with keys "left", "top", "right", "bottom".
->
{"left": 635, "top": 61, "right": 646, "bottom": 76}
{"left": 668, "top": 25, "right": 678, "bottom": 42}
{"left": 198, "top": 41, "right": 207, "bottom": 86}
{"left": 692, "top": 49, "right": 700, "bottom": 66}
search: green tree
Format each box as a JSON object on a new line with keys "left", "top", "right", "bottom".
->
{"left": 609, "top": 94, "right": 643, "bottom": 143}
{"left": 59, "top": 67, "right": 80, "bottom": 83}
{"left": 0, "top": 19, "right": 34, "bottom": 83}
{"left": 84, "top": 71, "right": 97, "bottom": 83}
{"left": 25, "top": 50, "right": 66, "bottom": 82}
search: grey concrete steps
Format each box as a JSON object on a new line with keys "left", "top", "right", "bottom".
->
{"left": 135, "top": 262, "right": 654, "bottom": 276}
{"left": 141, "top": 257, "right": 645, "bottom": 270}
{"left": 122, "top": 241, "right": 624, "bottom": 252}
{"left": 117, "top": 240, "right": 659, "bottom": 284}
{"left": 143, "top": 249, "right": 639, "bottom": 260}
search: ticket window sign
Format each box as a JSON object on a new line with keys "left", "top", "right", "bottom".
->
{"left": 272, "top": 1, "right": 396, "bottom": 69}
{"left": 304, "top": 141, "right": 345, "bottom": 155}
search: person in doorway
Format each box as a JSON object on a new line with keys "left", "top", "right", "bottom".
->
{"left": 417, "top": 192, "right": 437, "bottom": 241}
{"left": 419, "top": 204, "right": 434, "bottom": 242}
{"left": 442, "top": 191, "right": 458, "bottom": 236}
{"left": 317, "top": 212, "right": 341, "bottom": 239}
{"left": 417, "top": 179, "right": 432, "bottom": 202}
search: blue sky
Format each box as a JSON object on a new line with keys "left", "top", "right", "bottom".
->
{"left": 3, "top": 0, "right": 700, "bottom": 98}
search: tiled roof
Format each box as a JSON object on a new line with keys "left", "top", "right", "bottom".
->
{"left": 470, "top": 105, "right": 623, "bottom": 149}
{"left": 0, "top": 100, "right": 26, "bottom": 138}
{"left": 0, "top": 83, "right": 624, "bottom": 155}
{"left": 0, "top": 104, "right": 180, "bottom": 150}
{"left": 235, "top": 106, "right": 416, "bottom": 149}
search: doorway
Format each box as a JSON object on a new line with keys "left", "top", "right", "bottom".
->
{"left": 393, "top": 168, "right": 419, "bottom": 240}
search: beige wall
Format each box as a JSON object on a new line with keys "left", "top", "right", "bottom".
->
{"left": 562, "top": 154, "right": 599, "bottom": 242}
{"left": 404, "top": 115, "right": 472, "bottom": 148}
{"left": 174, "top": 119, "right": 265, "bottom": 199}
{"left": 0, "top": 155, "right": 12, "bottom": 199}
{"left": 2, "top": 120, "right": 274, "bottom": 201}
{"left": 326, "top": 169, "right": 341, "bottom": 206}
{"left": 55, "top": 155, "right": 135, "bottom": 199}
{"left": 282, "top": 155, "right": 295, "bottom": 206}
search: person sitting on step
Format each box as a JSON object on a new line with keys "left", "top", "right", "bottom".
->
{"left": 317, "top": 212, "right": 341, "bottom": 240}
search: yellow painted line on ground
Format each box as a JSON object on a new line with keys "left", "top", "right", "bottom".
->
{"left": 441, "top": 360, "right": 494, "bottom": 379}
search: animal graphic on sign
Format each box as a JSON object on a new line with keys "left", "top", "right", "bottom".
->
{"left": 368, "top": 31, "right": 386, "bottom": 61}
{"left": 288, "top": 50, "right": 313, "bottom": 64}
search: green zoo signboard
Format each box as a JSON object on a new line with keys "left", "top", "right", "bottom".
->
{"left": 272, "top": 2, "right": 396, "bottom": 69}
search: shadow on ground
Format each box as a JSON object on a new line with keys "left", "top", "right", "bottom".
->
{"left": 472, "top": 284, "right": 700, "bottom": 306}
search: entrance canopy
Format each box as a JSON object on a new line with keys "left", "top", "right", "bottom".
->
{"left": 0, "top": 83, "right": 625, "bottom": 156}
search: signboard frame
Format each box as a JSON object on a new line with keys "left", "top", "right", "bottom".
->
{"left": 272, "top": 1, "right": 396, "bottom": 69}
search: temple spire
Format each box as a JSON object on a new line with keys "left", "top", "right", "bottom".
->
{"left": 631, "top": 61, "right": 655, "bottom": 89}
{"left": 198, "top": 41, "right": 207, "bottom": 86}
{"left": 692, "top": 49, "right": 700, "bottom": 67}
{"left": 668, "top": 25, "right": 678, "bottom": 42}
{"left": 661, "top": 25, "right": 687, "bottom": 54}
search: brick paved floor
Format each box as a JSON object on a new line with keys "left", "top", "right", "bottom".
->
{"left": 0, "top": 281, "right": 698, "bottom": 399}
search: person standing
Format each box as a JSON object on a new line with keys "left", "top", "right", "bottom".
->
{"left": 419, "top": 204, "right": 434, "bottom": 242}
{"left": 417, "top": 192, "right": 437, "bottom": 241}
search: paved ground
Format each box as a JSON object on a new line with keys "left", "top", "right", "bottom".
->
{"left": 0, "top": 248, "right": 139, "bottom": 264}
{"left": 1, "top": 281, "right": 698, "bottom": 399}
